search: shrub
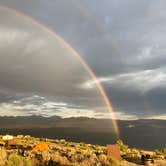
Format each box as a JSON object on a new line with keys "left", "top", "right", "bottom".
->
{"left": 51, "top": 152, "right": 70, "bottom": 165}
{"left": 161, "top": 148, "right": 166, "bottom": 154}
{"left": 98, "top": 154, "right": 109, "bottom": 165}
{"left": 7, "top": 154, "right": 31, "bottom": 166}
{"left": 107, "top": 156, "right": 119, "bottom": 166}
{"left": 116, "top": 139, "right": 128, "bottom": 152}
{"left": 155, "top": 149, "right": 162, "bottom": 155}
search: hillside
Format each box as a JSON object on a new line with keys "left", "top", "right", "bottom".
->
{"left": 0, "top": 135, "right": 166, "bottom": 166}
{"left": 0, "top": 135, "right": 131, "bottom": 166}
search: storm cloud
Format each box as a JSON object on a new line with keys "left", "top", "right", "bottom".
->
{"left": 0, "top": 0, "right": 166, "bottom": 119}
{"left": 0, "top": 7, "right": 109, "bottom": 118}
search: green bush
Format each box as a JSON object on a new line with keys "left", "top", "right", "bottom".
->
{"left": 162, "top": 148, "right": 166, "bottom": 154}
{"left": 107, "top": 156, "right": 119, "bottom": 166}
{"left": 116, "top": 139, "right": 128, "bottom": 152}
{"left": 155, "top": 149, "right": 162, "bottom": 155}
{"left": 122, "top": 156, "right": 141, "bottom": 165}
{"left": 7, "top": 154, "right": 31, "bottom": 166}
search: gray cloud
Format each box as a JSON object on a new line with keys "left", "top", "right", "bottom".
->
{"left": 0, "top": 0, "right": 166, "bottom": 119}
{"left": 0, "top": 7, "right": 109, "bottom": 118}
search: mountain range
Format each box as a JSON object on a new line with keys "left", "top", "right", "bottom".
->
{"left": 0, "top": 116, "right": 165, "bottom": 150}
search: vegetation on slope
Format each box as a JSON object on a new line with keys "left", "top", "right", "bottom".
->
{"left": 0, "top": 135, "right": 165, "bottom": 166}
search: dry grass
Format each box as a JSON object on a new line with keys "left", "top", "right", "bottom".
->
{"left": 0, "top": 136, "right": 164, "bottom": 166}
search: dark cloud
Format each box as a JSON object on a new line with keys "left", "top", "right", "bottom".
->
{"left": 0, "top": 0, "right": 165, "bottom": 119}
{"left": 0, "top": 7, "right": 108, "bottom": 117}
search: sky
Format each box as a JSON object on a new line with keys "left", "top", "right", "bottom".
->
{"left": 0, "top": 0, "right": 166, "bottom": 120}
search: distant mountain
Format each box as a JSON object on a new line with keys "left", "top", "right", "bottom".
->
{"left": 0, "top": 116, "right": 165, "bottom": 150}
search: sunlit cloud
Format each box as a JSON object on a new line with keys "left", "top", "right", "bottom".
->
{"left": 147, "top": 114, "right": 166, "bottom": 120}
{"left": 0, "top": 95, "right": 98, "bottom": 118}
{"left": 0, "top": 103, "right": 33, "bottom": 116}
{"left": 114, "top": 112, "right": 138, "bottom": 120}
{"left": 79, "top": 77, "right": 110, "bottom": 89}
{"left": 81, "top": 68, "right": 166, "bottom": 92}
{"left": 0, "top": 94, "right": 138, "bottom": 120}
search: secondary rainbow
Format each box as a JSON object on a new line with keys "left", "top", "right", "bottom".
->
{"left": 0, "top": 6, "right": 120, "bottom": 137}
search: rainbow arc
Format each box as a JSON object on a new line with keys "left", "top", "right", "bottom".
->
{"left": 0, "top": 5, "right": 119, "bottom": 137}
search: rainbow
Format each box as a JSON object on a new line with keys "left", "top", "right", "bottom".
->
{"left": 0, "top": 5, "right": 119, "bottom": 137}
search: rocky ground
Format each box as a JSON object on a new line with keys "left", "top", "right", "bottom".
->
{"left": 0, "top": 135, "right": 165, "bottom": 166}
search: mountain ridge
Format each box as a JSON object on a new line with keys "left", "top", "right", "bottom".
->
{"left": 0, "top": 116, "right": 165, "bottom": 150}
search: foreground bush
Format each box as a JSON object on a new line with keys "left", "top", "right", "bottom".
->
{"left": 7, "top": 154, "right": 32, "bottom": 166}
